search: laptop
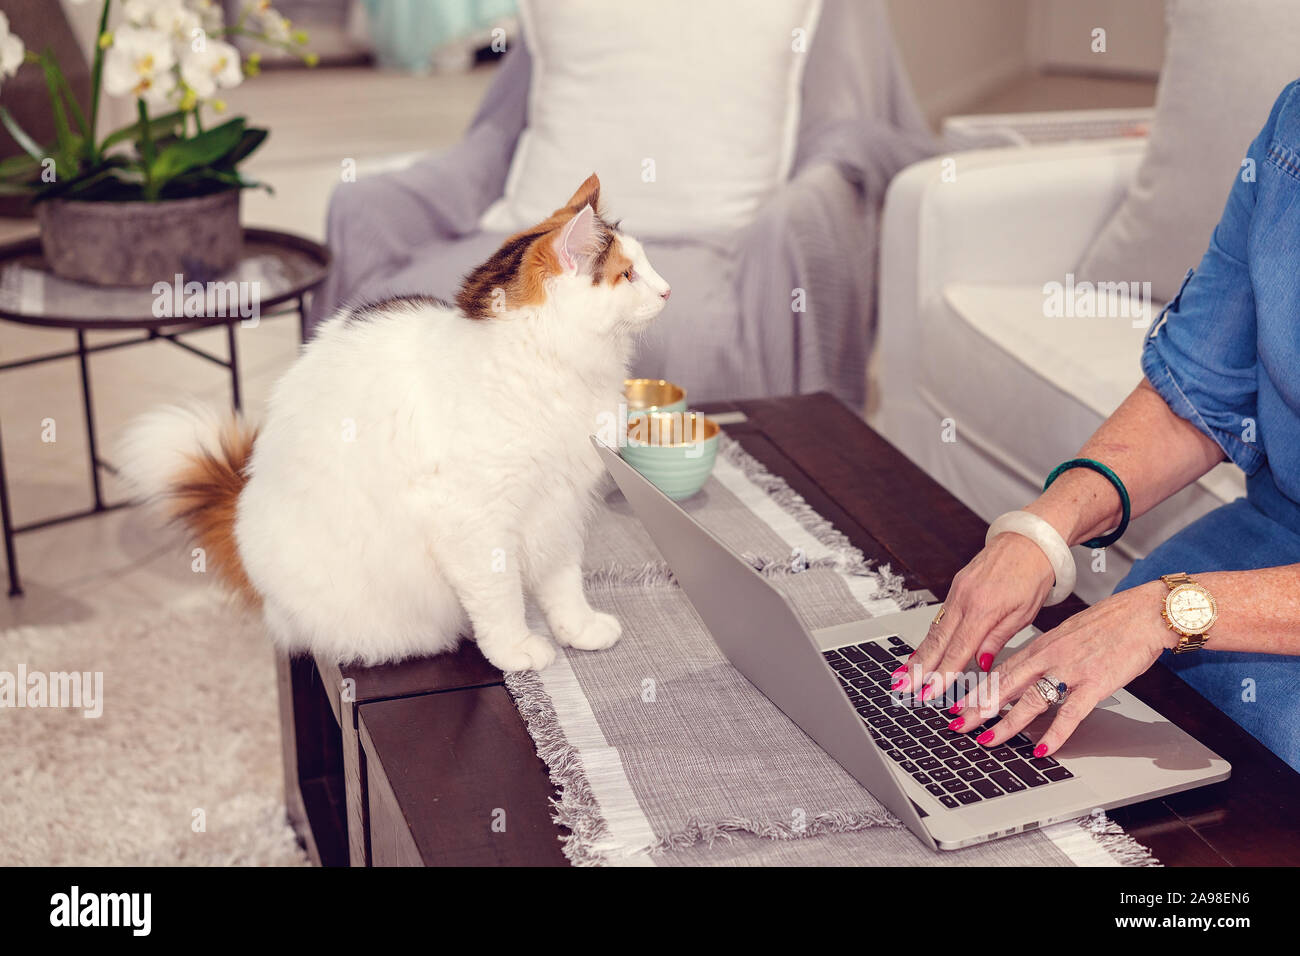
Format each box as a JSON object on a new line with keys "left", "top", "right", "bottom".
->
{"left": 593, "top": 437, "right": 1230, "bottom": 851}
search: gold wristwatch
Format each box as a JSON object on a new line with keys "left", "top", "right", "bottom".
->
{"left": 1160, "top": 572, "right": 1218, "bottom": 653}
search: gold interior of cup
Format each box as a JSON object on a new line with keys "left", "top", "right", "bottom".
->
{"left": 624, "top": 378, "right": 686, "bottom": 411}
{"left": 626, "top": 411, "right": 719, "bottom": 447}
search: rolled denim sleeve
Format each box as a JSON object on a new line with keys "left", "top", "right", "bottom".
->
{"left": 1140, "top": 82, "right": 1299, "bottom": 475}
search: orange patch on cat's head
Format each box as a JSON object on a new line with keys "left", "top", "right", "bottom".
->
{"left": 456, "top": 174, "right": 621, "bottom": 318}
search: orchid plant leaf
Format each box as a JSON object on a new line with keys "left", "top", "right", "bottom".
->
{"left": 148, "top": 117, "right": 247, "bottom": 185}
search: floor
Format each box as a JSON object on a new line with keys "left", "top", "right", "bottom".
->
{"left": 0, "top": 65, "right": 1154, "bottom": 632}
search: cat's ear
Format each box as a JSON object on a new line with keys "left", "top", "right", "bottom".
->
{"left": 553, "top": 203, "right": 600, "bottom": 274}
{"left": 563, "top": 173, "right": 601, "bottom": 213}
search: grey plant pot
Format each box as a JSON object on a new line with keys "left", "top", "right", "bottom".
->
{"left": 36, "top": 189, "right": 243, "bottom": 288}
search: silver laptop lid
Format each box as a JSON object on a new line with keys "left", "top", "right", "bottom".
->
{"left": 592, "top": 437, "right": 933, "bottom": 847}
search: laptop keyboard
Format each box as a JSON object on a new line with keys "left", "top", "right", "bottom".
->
{"left": 823, "top": 638, "right": 1073, "bottom": 810}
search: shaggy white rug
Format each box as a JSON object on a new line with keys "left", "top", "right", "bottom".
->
{"left": 0, "top": 596, "right": 309, "bottom": 866}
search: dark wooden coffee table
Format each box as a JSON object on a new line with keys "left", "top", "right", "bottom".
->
{"left": 277, "top": 392, "right": 1300, "bottom": 867}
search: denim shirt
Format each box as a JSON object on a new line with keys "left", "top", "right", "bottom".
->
{"left": 1142, "top": 80, "right": 1300, "bottom": 536}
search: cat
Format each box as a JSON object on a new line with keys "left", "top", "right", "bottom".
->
{"left": 117, "top": 174, "right": 671, "bottom": 671}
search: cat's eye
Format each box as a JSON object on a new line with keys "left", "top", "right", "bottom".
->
{"left": 623, "top": 268, "right": 636, "bottom": 282}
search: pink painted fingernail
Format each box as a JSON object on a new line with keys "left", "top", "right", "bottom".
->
{"left": 891, "top": 665, "right": 907, "bottom": 677}
{"left": 907, "top": 652, "right": 915, "bottom": 662}
{"left": 979, "top": 653, "right": 993, "bottom": 672}
{"left": 919, "top": 684, "right": 934, "bottom": 702}
{"left": 1033, "top": 744, "right": 1048, "bottom": 758}
{"left": 977, "top": 730, "right": 995, "bottom": 745}
{"left": 947, "top": 702, "right": 963, "bottom": 715}
{"left": 891, "top": 677, "right": 907, "bottom": 690}
{"left": 948, "top": 718, "right": 965, "bottom": 731}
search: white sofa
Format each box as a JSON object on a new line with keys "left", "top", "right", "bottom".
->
{"left": 871, "top": 139, "right": 1245, "bottom": 605}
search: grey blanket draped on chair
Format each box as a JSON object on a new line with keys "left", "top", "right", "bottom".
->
{"left": 307, "top": 0, "right": 935, "bottom": 409}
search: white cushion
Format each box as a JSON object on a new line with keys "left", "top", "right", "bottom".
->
{"left": 942, "top": 283, "right": 1154, "bottom": 430}
{"left": 480, "top": 0, "right": 822, "bottom": 238}
{"left": 1077, "top": 0, "right": 1300, "bottom": 302}
{"left": 936, "top": 281, "right": 1244, "bottom": 502}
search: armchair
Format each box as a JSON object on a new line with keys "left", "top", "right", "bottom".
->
{"left": 308, "top": 0, "right": 935, "bottom": 409}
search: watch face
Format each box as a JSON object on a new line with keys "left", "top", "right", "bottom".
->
{"left": 1166, "top": 584, "right": 1217, "bottom": 634}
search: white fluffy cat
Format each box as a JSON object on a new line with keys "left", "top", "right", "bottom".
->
{"left": 118, "top": 174, "right": 670, "bottom": 671}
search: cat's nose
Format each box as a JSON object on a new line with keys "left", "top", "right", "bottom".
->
{"left": 660, "top": 288, "right": 671, "bottom": 300}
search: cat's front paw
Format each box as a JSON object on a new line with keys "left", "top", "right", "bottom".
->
{"left": 552, "top": 611, "right": 622, "bottom": 652}
{"left": 479, "top": 632, "right": 557, "bottom": 672}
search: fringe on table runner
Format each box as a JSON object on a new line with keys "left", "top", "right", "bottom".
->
{"left": 504, "top": 668, "right": 616, "bottom": 867}
{"left": 504, "top": 667, "right": 903, "bottom": 866}
{"left": 582, "top": 554, "right": 895, "bottom": 591}
{"left": 717, "top": 439, "right": 917, "bottom": 605}
{"left": 1073, "top": 809, "right": 1162, "bottom": 867}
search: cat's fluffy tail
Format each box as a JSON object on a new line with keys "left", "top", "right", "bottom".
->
{"left": 116, "top": 404, "right": 260, "bottom": 605}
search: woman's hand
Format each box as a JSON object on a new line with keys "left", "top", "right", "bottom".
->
{"left": 949, "top": 580, "right": 1174, "bottom": 755}
{"left": 892, "top": 531, "right": 1057, "bottom": 701}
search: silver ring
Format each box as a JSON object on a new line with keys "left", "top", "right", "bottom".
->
{"left": 1034, "top": 676, "right": 1068, "bottom": 707}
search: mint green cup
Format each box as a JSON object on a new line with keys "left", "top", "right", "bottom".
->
{"left": 624, "top": 378, "right": 687, "bottom": 419}
{"left": 622, "top": 411, "right": 720, "bottom": 501}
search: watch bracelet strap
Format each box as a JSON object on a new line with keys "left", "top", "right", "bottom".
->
{"left": 1161, "top": 571, "right": 1210, "bottom": 652}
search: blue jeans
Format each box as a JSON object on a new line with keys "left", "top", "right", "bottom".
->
{"left": 1115, "top": 468, "right": 1300, "bottom": 771}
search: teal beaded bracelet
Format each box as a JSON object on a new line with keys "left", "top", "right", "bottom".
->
{"left": 1043, "top": 458, "right": 1131, "bottom": 549}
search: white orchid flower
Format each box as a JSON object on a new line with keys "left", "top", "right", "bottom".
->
{"left": 122, "top": 0, "right": 171, "bottom": 27}
{"left": 103, "top": 26, "right": 178, "bottom": 107}
{"left": 0, "top": 13, "right": 24, "bottom": 86}
{"left": 260, "top": 13, "right": 293, "bottom": 44}
{"left": 156, "top": 6, "right": 203, "bottom": 49}
{"left": 244, "top": 1, "right": 293, "bottom": 44}
{"left": 181, "top": 39, "right": 242, "bottom": 99}
{"left": 187, "top": 0, "right": 225, "bottom": 34}
{"left": 122, "top": 0, "right": 201, "bottom": 51}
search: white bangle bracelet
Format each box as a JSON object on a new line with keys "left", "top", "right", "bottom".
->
{"left": 985, "top": 510, "right": 1076, "bottom": 606}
